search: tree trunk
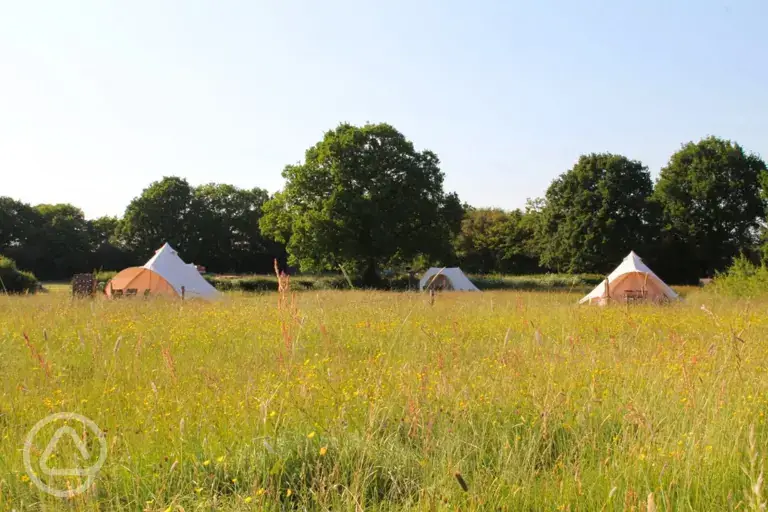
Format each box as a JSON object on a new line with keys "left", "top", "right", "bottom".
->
{"left": 362, "top": 260, "right": 381, "bottom": 288}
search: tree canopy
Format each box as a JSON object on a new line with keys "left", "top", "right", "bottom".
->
{"left": 653, "top": 137, "right": 768, "bottom": 281}
{"left": 118, "top": 177, "right": 197, "bottom": 260}
{"left": 260, "top": 123, "right": 460, "bottom": 284}
{"left": 455, "top": 208, "right": 539, "bottom": 274}
{"left": 191, "top": 184, "right": 280, "bottom": 273}
{"left": 2, "top": 130, "right": 767, "bottom": 285}
{"left": 533, "top": 153, "right": 656, "bottom": 274}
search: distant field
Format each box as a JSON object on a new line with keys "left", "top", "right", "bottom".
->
{"left": 39, "top": 282, "right": 70, "bottom": 294}
{"left": 2, "top": 286, "right": 765, "bottom": 510}
{"left": 82, "top": 271, "right": 613, "bottom": 294}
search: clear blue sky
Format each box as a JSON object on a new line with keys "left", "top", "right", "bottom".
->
{"left": 1, "top": 1, "right": 766, "bottom": 219}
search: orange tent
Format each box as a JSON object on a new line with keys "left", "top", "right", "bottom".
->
{"left": 105, "top": 267, "right": 178, "bottom": 298}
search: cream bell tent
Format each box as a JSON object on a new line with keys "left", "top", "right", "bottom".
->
{"left": 419, "top": 267, "right": 480, "bottom": 292}
{"left": 579, "top": 251, "right": 678, "bottom": 305}
{"left": 107, "top": 243, "right": 219, "bottom": 300}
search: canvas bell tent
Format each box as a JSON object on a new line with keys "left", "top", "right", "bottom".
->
{"left": 419, "top": 267, "right": 480, "bottom": 292}
{"left": 579, "top": 251, "right": 678, "bottom": 305}
{"left": 106, "top": 243, "right": 219, "bottom": 300}
{"left": 105, "top": 267, "right": 176, "bottom": 298}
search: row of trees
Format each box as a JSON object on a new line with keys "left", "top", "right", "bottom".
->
{"left": 259, "top": 125, "right": 768, "bottom": 284}
{"left": 0, "top": 181, "right": 283, "bottom": 280}
{"left": 463, "top": 138, "right": 767, "bottom": 283}
{"left": 1, "top": 123, "right": 766, "bottom": 284}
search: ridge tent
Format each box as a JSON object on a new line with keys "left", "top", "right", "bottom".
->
{"left": 419, "top": 267, "right": 480, "bottom": 292}
{"left": 107, "top": 243, "right": 219, "bottom": 300}
{"left": 579, "top": 251, "right": 678, "bottom": 305}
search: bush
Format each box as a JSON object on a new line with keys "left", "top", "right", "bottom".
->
{"left": 470, "top": 273, "right": 604, "bottom": 291}
{"left": 710, "top": 255, "right": 768, "bottom": 297}
{"left": 201, "top": 272, "right": 604, "bottom": 293}
{"left": 93, "top": 270, "right": 119, "bottom": 282}
{"left": 0, "top": 256, "right": 40, "bottom": 294}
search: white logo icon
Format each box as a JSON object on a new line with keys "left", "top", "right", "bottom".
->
{"left": 23, "top": 412, "right": 107, "bottom": 497}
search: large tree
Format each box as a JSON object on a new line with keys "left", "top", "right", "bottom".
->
{"left": 192, "top": 184, "right": 279, "bottom": 273}
{"left": 118, "top": 177, "right": 197, "bottom": 260}
{"left": 260, "top": 123, "right": 459, "bottom": 284}
{"left": 455, "top": 208, "right": 539, "bottom": 274}
{"left": 87, "top": 216, "right": 136, "bottom": 271}
{"left": 653, "top": 137, "right": 768, "bottom": 281}
{"left": 23, "top": 204, "right": 90, "bottom": 279}
{"left": 533, "top": 153, "right": 656, "bottom": 274}
{"left": 0, "top": 197, "right": 40, "bottom": 251}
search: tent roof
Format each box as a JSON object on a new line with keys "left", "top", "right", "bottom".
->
{"left": 419, "top": 267, "right": 480, "bottom": 291}
{"left": 579, "top": 251, "right": 678, "bottom": 304}
{"left": 143, "top": 243, "right": 219, "bottom": 300}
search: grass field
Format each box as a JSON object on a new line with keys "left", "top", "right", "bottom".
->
{"left": 2, "top": 286, "right": 768, "bottom": 510}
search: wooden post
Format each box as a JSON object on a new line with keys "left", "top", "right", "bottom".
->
{"left": 181, "top": 286, "right": 185, "bottom": 300}
{"left": 643, "top": 272, "right": 649, "bottom": 301}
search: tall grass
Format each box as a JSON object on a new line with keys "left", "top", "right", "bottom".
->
{"left": 1, "top": 288, "right": 767, "bottom": 510}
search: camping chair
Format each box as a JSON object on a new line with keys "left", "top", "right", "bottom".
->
{"left": 623, "top": 289, "right": 647, "bottom": 304}
{"left": 112, "top": 289, "right": 124, "bottom": 298}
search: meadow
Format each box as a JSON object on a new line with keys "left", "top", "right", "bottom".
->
{"left": 2, "top": 284, "right": 768, "bottom": 510}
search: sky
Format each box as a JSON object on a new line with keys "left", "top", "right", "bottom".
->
{"left": 1, "top": 1, "right": 766, "bottom": 219}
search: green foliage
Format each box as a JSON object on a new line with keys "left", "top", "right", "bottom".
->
{"left": 94, "top": 270, "right": 118, "bottom": 282}
{"left": 118, "top": 177, "right": 282, "bottom": 274}
{"left": 711, "top": 254, "right": 768, "bottom": 297}
{"left": 4, "top": 134, "right": 768, "bottom": 284}
{"left": 24, "top": 203, "right": 91, "bottom": 280}
{"left": 0, "top": 255, "right": 39, "bottom": 293}
{"left": 0, "top": 196, "right": 39, "bottom": 249}
{"left": 455, "top": 208, "right": 539, "bottom": 274}
{"left": 204, "top": 274, "right": 412, "bottom": 292}
{"left": 533, "top": 153, "right": 656, "bottom": 273}
{"left": 654, "top": 136, "right": 768, "bottom": 281}
{"left": 118, "top": 177, "right": 197, "bottom": 260}
{"left": 202, "top": 272, "right": 601, "bottom": 293}
{"left": 260, "top": 123, "right": 460, "bottom": 284}
{"left": 192, "top": 184, "right": 281, "bottom": 273}
{"left": 471, "top": 273, "right": 603, "bottom": 291}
